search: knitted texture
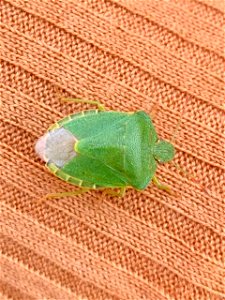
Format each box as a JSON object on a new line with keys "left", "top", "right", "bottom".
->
{"left": 1, "top": 0, "right": 224, "bottom": 299}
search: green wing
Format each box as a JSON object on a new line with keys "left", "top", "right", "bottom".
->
{"left": 60, "top": 111, "right": 132, "bottom": 188}
{"left": 61, "top": 154, "right": 128, "bottom": 188}
{"left": 64, "top": 110, "right": 158, "bottom": 190}
{"left": 62, "top": 110, "right": 128, "bottom": 139}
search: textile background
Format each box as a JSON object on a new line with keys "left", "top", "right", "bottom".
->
{"left": 1, "top": 0, "right": 224, "bottom": 299}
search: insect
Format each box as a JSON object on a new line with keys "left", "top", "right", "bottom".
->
{"left": 35, "top": 98, "right": 175, "bottom": 198}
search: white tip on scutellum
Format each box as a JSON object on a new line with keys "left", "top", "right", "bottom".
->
{"left": 35, "top": 128, "right": 77, "bottom": 168}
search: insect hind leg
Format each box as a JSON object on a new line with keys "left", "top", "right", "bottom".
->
{"left": 38, "top": 188, "right": 90, "bottom": 202}
{"left": 61, "top": 97, "right": 105, "bottom": 111}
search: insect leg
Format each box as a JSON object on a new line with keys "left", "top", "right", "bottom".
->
{"left": 152, "top": 176, "right": 171, "bottom": 193}
{"left": 118, "top": 187, "right": 126, "bottom": 197}
{"left": 38, "top": 188, "right": 90, "bottom": 202}
{"left": 102, "top": 187, "right": 127, "bottom": 198}
{"left": 61, "top": 97, "right": 105, "bottom": 111}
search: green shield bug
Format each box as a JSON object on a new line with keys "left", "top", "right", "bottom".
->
{"left": 35, "top": 98, "right": 175, "bottom": 198}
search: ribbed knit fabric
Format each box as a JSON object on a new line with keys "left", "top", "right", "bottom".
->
{"left": 1, "top": 1, "right": 224, "bottom": 299}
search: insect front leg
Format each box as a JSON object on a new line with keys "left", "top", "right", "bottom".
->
{"left": 152, "top": 176, "right": 171, "bottom": 193}
{"left": 60, "top": 97, "right": 105, "bottom": 111}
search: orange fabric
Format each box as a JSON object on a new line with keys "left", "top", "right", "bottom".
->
{"left": 1, "top": 0, "right": 224, "bottom": 299}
